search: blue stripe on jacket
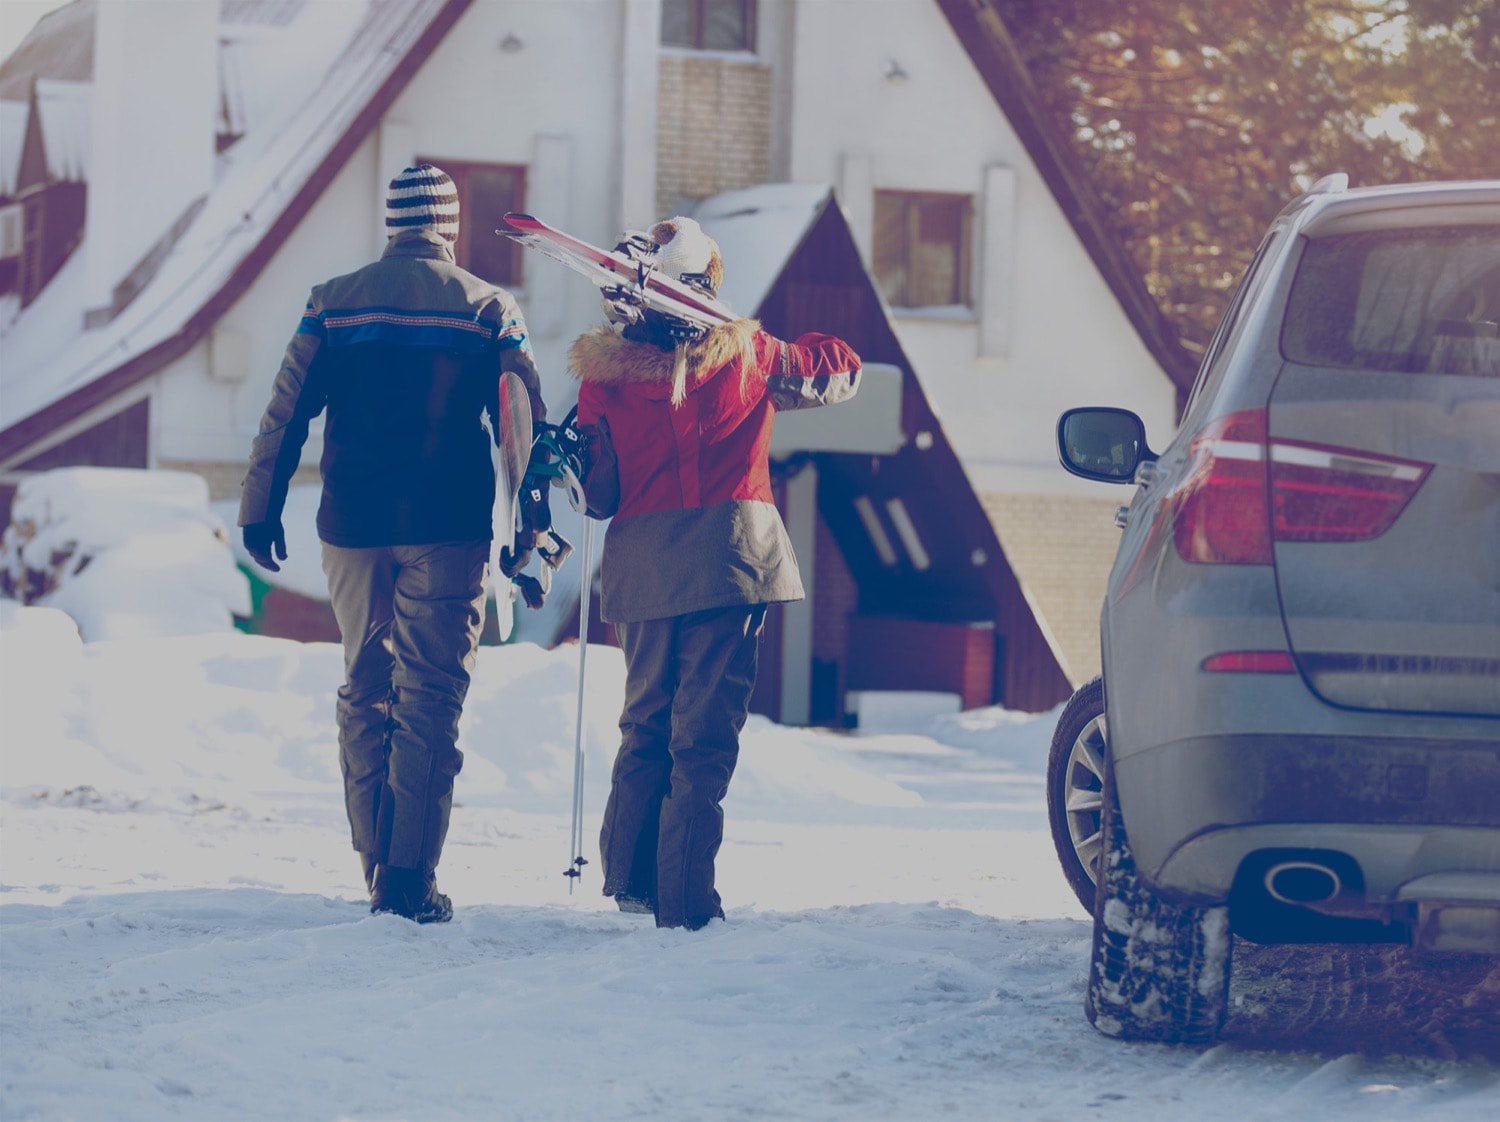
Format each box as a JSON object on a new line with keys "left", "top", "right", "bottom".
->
{"left": 312, "top": 308, "right": 531, "bottom": 353}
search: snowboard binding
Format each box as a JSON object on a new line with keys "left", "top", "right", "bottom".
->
{"left": 600, "top": 232, "right": 711, "bottom": 345}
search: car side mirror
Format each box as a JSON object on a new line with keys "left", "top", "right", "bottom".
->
{"left": 1057, "top": 408, "right": 1157, "bottom": 484}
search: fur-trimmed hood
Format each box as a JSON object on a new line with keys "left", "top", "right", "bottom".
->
{"left": 569, "top": 318, "right": 760, "bottom": 402}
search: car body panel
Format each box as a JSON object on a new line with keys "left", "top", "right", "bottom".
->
{"left": 1116, "top": 729, "right": 1500, "bottom": 893}
{"left": 1268, "top": 368, "right": 1500, "bottom": 715}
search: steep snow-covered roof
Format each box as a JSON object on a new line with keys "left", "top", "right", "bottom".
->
{"left": 0, "top": 0, "right": 467, "bottom": 456}
{"left": 689, "top": 183, "right": 836, "bottom": 318}
{"left": 0, "top": 0, "right": 95, "bottom": 103}
{"left": 690, "top": 183, "right": 831, "bottom": 317}
{"left": 217, "top": 0, "right": 374, "bottom": 143}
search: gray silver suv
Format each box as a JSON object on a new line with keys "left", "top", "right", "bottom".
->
{"left": 1048, "top": 176, "right": 1499, "bottom": 1043}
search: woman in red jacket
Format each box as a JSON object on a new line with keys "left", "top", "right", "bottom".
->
{"left": 571, "top": 217, "right": 861, "bottom": 929}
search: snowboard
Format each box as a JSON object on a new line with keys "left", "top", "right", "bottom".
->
{"left": 497, "top": 213, "right": 737, "bottom": 335}
{"left": 491, "top": 369, "right": 533, "bottom": 642}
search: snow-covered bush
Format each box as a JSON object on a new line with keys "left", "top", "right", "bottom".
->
{"left": 0, "top": 467, "right": 251, "bottom": 640}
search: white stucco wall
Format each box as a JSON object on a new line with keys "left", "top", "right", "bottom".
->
{"left": 155, "top": 140, "right": 384, "bottom": 467}
{"left": 783, "top": 0, "right": 1179, "bottom": 495}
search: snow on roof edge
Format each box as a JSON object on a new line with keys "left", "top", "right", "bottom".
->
{"left": 690, "top": 183, "right": 832, "bottom": 317}
{"left": 0, "top": 0, "right": 458, "bottom": 446}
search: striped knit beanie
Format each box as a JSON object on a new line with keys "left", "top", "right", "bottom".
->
{"left": 386, "top": 164, "right": 459, "bottom": 242}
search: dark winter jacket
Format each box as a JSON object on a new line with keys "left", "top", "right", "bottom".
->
{"left": 570, "top": 319, "right": 860, "bottom": 623}
{"left": 239, "top": 230, "right": 544, "bottom": 547}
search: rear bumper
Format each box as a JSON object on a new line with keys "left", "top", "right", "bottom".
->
{"left": 1115, "top": 732, "right": 1500, "bottom": 901}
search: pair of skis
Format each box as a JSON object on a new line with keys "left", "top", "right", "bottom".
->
{"left": 497, "top": 212, "right": 736, "bottom": 337}
{"left": 494, "top": 214, "right": 740, "bottom": 892}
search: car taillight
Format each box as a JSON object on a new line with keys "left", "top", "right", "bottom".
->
{"left": 1269, "top": 442, "right": 1430, "bottom": 542}
{"left": 1172, "top": 410, "right": 1430, "bottom": 564}
{"left": 1201, "top": 651, "right": 1296, "bottom": 673}
{"left": 1172, "top": 411, "right": 1273, "bottom": 564}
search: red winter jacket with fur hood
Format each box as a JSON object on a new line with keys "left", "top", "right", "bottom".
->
{"left": 571, "top": 318, "right": 860, "bottom": 623}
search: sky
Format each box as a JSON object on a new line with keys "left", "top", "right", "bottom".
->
{"left": 1, "top": 468, "right": 1497, "bottom": 1121}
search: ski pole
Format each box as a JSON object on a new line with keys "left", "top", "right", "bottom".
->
{"left": 565, "top": 517, "right": 595, "bottom": 890}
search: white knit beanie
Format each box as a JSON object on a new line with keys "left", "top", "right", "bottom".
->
{"left": 651, "top": 217, "right": 724, "bottom": 293}
{"left": 386, "top": 164, "right": 460, "bottom": 242}
{"left": 645, "top": 217, "right": 726, "bottom": 408}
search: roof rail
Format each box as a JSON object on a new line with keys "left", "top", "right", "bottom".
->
{"left": 1307, "top": 173, "right": 1350, "bottom": 195}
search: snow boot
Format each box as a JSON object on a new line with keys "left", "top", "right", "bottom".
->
{"left": 675, "top": 907, "right": 725, "bottom": 933}
{"left": 370, "top": 865, "right": 453, "bottom": 924}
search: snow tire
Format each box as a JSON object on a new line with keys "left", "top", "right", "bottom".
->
{"left": 1084, "top": 763, "right": 1232, "bottom": 1044}
{"left": 1046, "top": 676, "right": 1107, "bottom": 914}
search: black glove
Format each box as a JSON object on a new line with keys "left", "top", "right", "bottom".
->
{"left": 514, "top": 572, "right": 546, "bottom": 610}
{"left": 242, "top": 521, "right": 287, "bottom": 573}
{"left": 519, "top": 474, "right": 552, "bottom": 536}
{"left": 499, "top": 543, "right": 532, "bottom": 579}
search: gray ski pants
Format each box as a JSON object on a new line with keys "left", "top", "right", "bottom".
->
{"left": 600, "top": 604, "right": 767, "bottom": 928}
{"left": 322, "top": 539, "right": 487, "bottom": 874}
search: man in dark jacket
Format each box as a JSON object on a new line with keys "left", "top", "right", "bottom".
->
{"left": 238, "top": 164, "right": 546, "bottom": 923}
{"left": 571, "top": 217, "right": 860, "bottom": 930}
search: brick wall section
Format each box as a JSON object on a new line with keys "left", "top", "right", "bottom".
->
{"left": 979, "top": 492, "right": 1126, "bottom": 685}
{"left": 656, "top": 54, "right": 772, "bottom": 216}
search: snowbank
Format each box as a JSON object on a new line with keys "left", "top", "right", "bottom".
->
{"left": 1, "top": 466, "right": 249, "bottom": 640}
{"left": 2, "top": 605, "right": 1495, "bottom": 1120}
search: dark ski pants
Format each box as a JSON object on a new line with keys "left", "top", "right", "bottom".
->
{"left": 600, "top": 604, "right": 767, "bottom": 929}
{"left": 323, "top": 539, "right": 487, "bottom": 876}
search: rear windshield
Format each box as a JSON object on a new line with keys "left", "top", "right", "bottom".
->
{"left": 1281, "top": 225, "right": 1499, "bottom": 377}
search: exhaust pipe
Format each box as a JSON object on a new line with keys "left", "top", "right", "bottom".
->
{"left": 1264, "top": 860, "right": 1343, "bottom": 905}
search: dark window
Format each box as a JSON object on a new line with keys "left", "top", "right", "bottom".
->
{"left": 17, "top": 399, "right": 151, "bottom": 474}
{"left": 423, "top": 159, "right": 526, "bottom": 288}
{"left": 1179, "top": 226, "right": 1282, "bottom": 426}
{"left": 19, "top": 181, "right": 86, "bottom": 307}
{"left": 1281, "top": 226, "right": 1500, "bottom": 378}
{"left": 873, "top": 190, "right": 973, "bottom": 309}
{"left": 662, "top": 0, "right": 756, "bottom": 51}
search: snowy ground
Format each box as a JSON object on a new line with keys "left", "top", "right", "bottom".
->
{"left": 2, "top": 602, "right": 1496, "bottom": 1122}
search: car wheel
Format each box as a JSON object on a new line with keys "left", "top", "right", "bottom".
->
{"left": 1046, "top": 676, "right": 1107, "bottom": 914}
{"left": 1084, "top": 762, "right": 1232, "bottom": 1044}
